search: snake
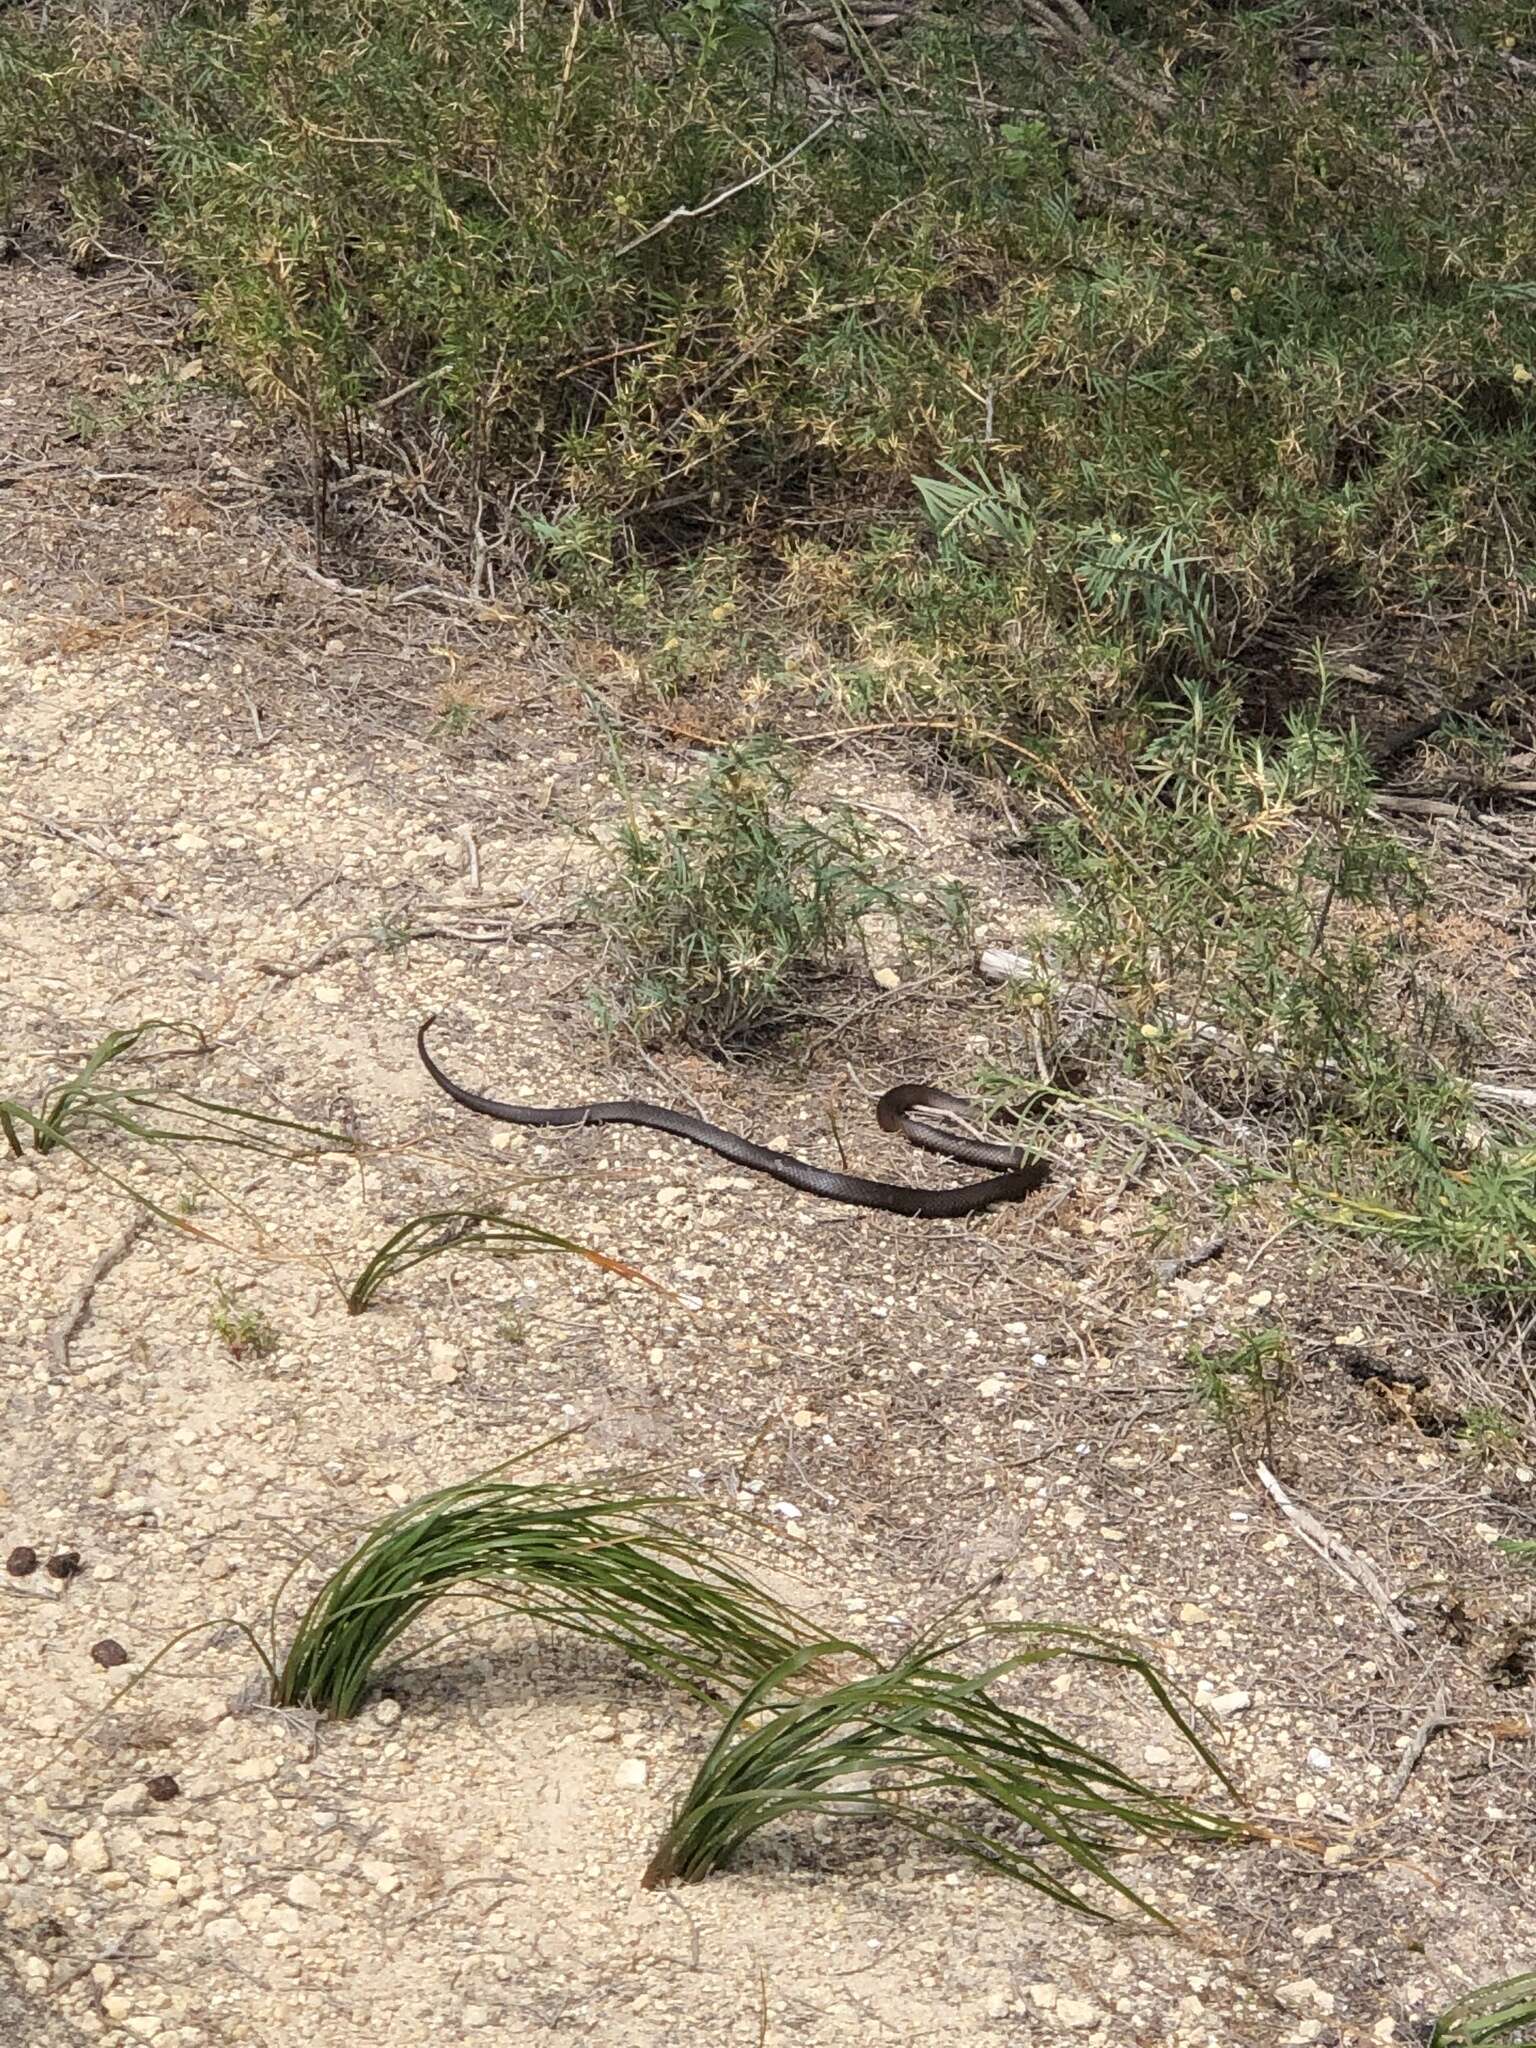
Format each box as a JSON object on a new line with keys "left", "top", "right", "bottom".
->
{"left": 417, "top": 1017, "right": 1049, "bottom": 1219}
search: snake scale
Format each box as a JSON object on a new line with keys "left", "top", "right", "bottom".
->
{"left": 417, "top": 1017, "right": 1048, "bottom": 1219}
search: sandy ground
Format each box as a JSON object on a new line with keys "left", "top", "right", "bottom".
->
{"left": 3, "top": 258, "right": 1536, "bottom": 2048}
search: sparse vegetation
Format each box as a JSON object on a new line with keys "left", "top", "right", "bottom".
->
{"left": 590, "top": 740, "right": 965, "bottom": 1049}
{"left": 209, "top": 1283, "right": 279, "bottom": 1363}
{"left": 1457, "top": 1405, "right": 1524, "bottom": 1463}
{"left": 0, "top": 1018, "right": 350, "bottom": 1226}
{"left": 1187, "top": 1328, "right": 1293, "bottom": 1469}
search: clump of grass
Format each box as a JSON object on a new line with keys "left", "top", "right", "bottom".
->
{"left": 1, "top": 1019, "right": 348, "bottom": 1225}
{"left": 589, "top": 740, "right": 965, "bottom": 1049}
{"left": 1035, "top": 686, "right": 1466, "bottom": 1130}
{"left": 643, "top": 1628, "right": 1231, "bottom": 1919}
{"left": 1457, "top": 1405, "right": 1523, "bottom": 1463}
{"left": 210, "top": 1283, "right": 279, "bottom": 1363}
{"left": 1433, "top": 1973, "right": 1536, "bottom": 2048}
{"left": 273, "top": 1466, "right": 814, "bottom": 1720}
{"left": 343, "top": 1208, "right": 655, "bottom": 1315}
{"left": 1187, "top": 1328, "right": 1293, "bottom": 1468}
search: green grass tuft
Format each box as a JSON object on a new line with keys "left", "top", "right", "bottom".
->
{"left": 643, "top": 1627, "right": 1232, "bottom": 1919}
{"left": 1, "top": 1019, "right": 351, "bottom": 1228}
{"left": 1433, "top": 1974, "right": 1536, "bottom": 2047}
{"left": 273, "top": 1465, "right": 816, "bottom": 1720}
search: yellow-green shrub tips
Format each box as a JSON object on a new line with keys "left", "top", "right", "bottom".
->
{"left": 274, "top": 1472, "right": 814, "bottom": 1720}
{"left": 643, "top": 1628, "right": 1233, "bottom": 1919}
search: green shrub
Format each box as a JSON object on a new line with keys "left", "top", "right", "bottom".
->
{"left": 3, "top": 4, "right": 1534, "bottom": 717}
{"left": 589, "top": 740, "right": 966, "bottom": 1048}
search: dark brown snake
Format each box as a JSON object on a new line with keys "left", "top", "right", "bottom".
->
{"left": 417, "top": 1017, "right": 1048, "bottom": 1219}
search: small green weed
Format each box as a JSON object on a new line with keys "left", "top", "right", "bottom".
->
{"left": 590, "top": 740, "right": 966, "bottom": 1049}
{"left": 1187, "top": 1328, "right": 1293, "bottom": 1468}
{"left": 1457, "top": 1405, "right": 1523, "bottom": 1463}
{"left": 643, "top": 1627, "right": 1231, "bottom": 1917}
{"left": 210, "top": 1284, "right": 279, "bottom": 1363}
{"left": 430, "top": 698, "right": 480, "bottom": 742}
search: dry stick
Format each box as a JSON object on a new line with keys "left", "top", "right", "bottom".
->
{"left": 612, "top": 116, "right": 839, "bottom": 260}
{"left": 1383, "top": 1687, "right": 1451, "bottom": 1811}
{"left": 1255, "top": 1462, "right": 1414, "bottom": 1642}
{"left": 252, "top": 932, "right": 374, "bottom": 982}
{"left": 47, "top": 1214, "right": 150, "bottom": 1375}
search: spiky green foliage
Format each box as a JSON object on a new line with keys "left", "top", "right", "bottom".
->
{"left": 343, "top": 1208, "right": 652, "bottom": 1314}
{"left": 273, "top": 1468, "right": 815, "bottom": 1719}
{"left": 1034, "top": 686, "right": 1463, "bottom": 1127}
{"left": 1433, "top": 1974, "right": 1536, "bottom": 2048}
{"left": 590, "top": 740, "right": 965, "bottom": 1048}
{"left": 642, "top": 1629, "right": 1231, "bottom": 1918}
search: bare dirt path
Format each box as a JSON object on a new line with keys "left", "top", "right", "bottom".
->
{"left": 3, "top": 259, "right": 1535, "bottom": 2048}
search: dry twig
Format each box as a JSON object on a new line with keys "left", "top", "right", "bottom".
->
{"left": 1256, "top": 1462, "right": 1414, "bottom": 1642}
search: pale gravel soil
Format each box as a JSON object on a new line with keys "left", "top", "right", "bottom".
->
{"left": 2, "top": 260, "right": 1536, "bottom": 2048}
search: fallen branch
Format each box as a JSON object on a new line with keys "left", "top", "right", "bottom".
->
{"left": 47, "top": 1214, "right": 150, "bottom": 1375}
{"left": 1256, "top": 1462, "right": 1414, "bottom": 1641}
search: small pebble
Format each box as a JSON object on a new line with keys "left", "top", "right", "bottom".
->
{"left": 91, "top": 1638, "right": 129, "bottom": 1670}
{"left": 70, "top": 1828, "right": 112, "bottom": 1874}
{"left": 46, "top": 1550, "right": 82, "bottom": 1580}
{"left": 286, "top": 1872, "right": 323, "bottom": 1910}
{"left": 613, "top": 1758, "right": 649, "bottom": 1790}
{"left": 6, "top": 1545, "right": 37, "bottom": 1577}
{"left": 145, "top": 1775, "right": 180, "bottom": 1803}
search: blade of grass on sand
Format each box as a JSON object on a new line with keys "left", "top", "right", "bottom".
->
{"left": 344, "top": 1208, "right": 664, "bottom": 1313}
{"left": 1433, "top": 1974, "right": 1536, "bottom": 2048}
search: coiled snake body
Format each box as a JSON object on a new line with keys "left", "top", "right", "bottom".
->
{"left": 417, "top": 1017, "right": 1047, "bottom": 1219}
